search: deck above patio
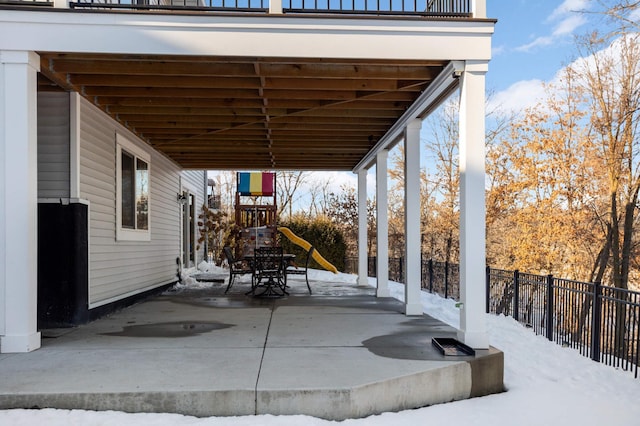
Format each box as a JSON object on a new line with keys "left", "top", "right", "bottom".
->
{"left": 0, "top": 277, "right": 503, "bottom": 420}
{"left": 1, "top": 0, "right": 478, "bottom": 18}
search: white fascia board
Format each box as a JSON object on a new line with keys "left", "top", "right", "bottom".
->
{"left": 0, "top": 11, "right": 493, "bottom": 61}
{"left": 353, "top": 60, "right": 463, "bottom": 173}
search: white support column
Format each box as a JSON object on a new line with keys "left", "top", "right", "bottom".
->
{"left": 53, "top": 0, "right": 71, "bottom": 8}
{"left": 404, "top": 119, "right": 422, "bottom": 316}
{"left": 0, "top": 50, "right": 41, "bottom": 353}
{"left": 375, "top": 150, "right": 390, "bottom": 298}
{"left": 472, "top": 0, "right": 487, "bottom": 18}
{"left": 457, "top": 60, "right": 489, "bottom": 349}
{"left": 357, "top": 169, "right": 368, "bottom": 286}
{"left": 269, "top": 0, "right": 283, "bottom": 14}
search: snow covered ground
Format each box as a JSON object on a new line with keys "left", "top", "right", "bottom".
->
{"left": 1, "top": 270, "right": 638, "bottom": 425}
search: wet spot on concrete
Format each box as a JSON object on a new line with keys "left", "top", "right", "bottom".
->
{"left": 275, "top": 295, "right": 404, "bottom": 313}
{"left": 162, "top": 294, "right": 275, "bottom": 309}
{"left": 101, "top": 321, "right": 234, "bottom": 338}
{"left": 399, "top": 317, "right": 454, "bottom": 331}
{"left": 363, "top": 330, "right": 472, "bottom": 361}
{"left": 41, "top": 328, "right": 76, "bottom": 339}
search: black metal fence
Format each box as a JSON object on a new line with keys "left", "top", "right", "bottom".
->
{"left": 344, "top": 255, "right": 459, "bottom": 298}
{"left": 345, "top": 256, "right": 640, "bottom": 378}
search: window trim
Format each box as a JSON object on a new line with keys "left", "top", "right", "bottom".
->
{"left": 115, "top": 133, "right": 151, "bottom": 242}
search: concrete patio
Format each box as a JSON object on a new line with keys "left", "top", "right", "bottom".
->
{"left": 0, "top": 275, "right": 504, "bottom": 420}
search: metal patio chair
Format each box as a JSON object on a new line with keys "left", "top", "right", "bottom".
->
{"left": 252, "top": 246, "right": 287, "bottom": 298}
{"left": 284, "top": 246, "right": 314, "bottom": 294}
{"left": 223, "top": 246, "right": 253, "bottom": 293}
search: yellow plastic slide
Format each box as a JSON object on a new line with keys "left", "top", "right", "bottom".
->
{"left": 278, "top": 227, "right": 338, "bottom": 274}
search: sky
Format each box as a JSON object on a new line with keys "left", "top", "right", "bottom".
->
{"left": 1, "top": 270, "right": 639, "bottom": 425}
{"left": 487, "top": 0, "right": 602, "bottom": 111}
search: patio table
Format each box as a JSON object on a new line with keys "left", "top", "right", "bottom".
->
{"left": 243, "top": 252, "right": 295, "bottom": 298}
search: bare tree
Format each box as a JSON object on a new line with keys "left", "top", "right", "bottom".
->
{"left": 307, "top": 176, "right": 332, "bottom": 217}
{"left": 276, "top": 171, "right": 309, "bottom": 219}
{"left": 595, "top": 1, "right": 640, "bottom": 32}
{"left": 423, "top": 99, "right": 461, "bottom": 264}
{"left": 324, "top": 184, "right": 376, "bottom": 257}
{"left": 214, "top": 171, "right": 238, "bottom": 220}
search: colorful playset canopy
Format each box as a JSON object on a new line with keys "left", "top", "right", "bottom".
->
{"left": 237, "top": 172, "right": 275, "bottom": 196}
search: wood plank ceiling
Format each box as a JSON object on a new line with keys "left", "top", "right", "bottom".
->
{"left": 38, "top": 53, "right": 447, "bottom": 171}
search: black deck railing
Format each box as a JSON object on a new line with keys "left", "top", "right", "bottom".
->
{"left": 68, "top": 0, "right": 270, "bottom": 12}
{"left": 2, "top": 0, "right": 472, "bottom": 16}
{"left": 344, "top": 256, "right": 640, "bottom": 378}
{"left": 282, "top": 0, "right": 470, "bottom": 16}
{"left": 0, "top": 0, "right": 53, "bottom": 5}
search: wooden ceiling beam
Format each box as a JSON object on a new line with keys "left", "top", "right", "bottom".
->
{"left": 267, "top": 122, "right": 391, "bottom": 130}
{"left": 263, "top": 78, "right": 410, "bottom": 91}
{"left": 89, "top": 88, "right": 419, "bottom": 103}
{"left": 51, "top": 59, "right": 257, "bottom": 76}
{"left": 98, "top": 100, "right": 407, "bottom": 118}
{"left": 51, "top": 58, "right": 440, "bottom": 80}
{"left": 133, "top": 122, "right": 390, "bottom": 134}
{"left": 137, "top": 127, "right": 267, "bottom": 136}
{"left": 147, "top": 134, "right": 378, "bottom": 144}
{"left": 71, "top": 75, "right": 262, "bottom": 89}
{"left": 269, "top": 115, "right": 396, "bottom": 125}
{"left": 158, "top": 146, "right": 370, "bottom": 154}
{"left": 84, "top": 87, "right": 261, "bottom": 98}
{"left": 39, "top": 57, "right": 78, "bottom": 93}
{"left": 256, "top": 63, "right": 440, "bottom": 80}
{"left": 72, "top": 75, "right": 422, "bottom": 91}
{"left": 146, "top": 139, "right": 377, "bottom": 148}
{"left": 93, "top": 95, "right": 414, "bottom": 108}
{"left": 116, "top": 108, "right": 398, "bottom": 121}
{"left": 116, "top": 114, "right": 265, "bottom": 123}
{"left": 107, "top": 106, "right": 270, "bottom": 115}
{"left": 178, "top": 162, "right": 355, "bottom": 170}
{"left": 86, "top": 87, "right": 423, "bottom": 100}
{"left": 94, "top": 97, "right": 267, "bottom": 108}
{"left": 124, "top": 116, "right": 394, "bottom": 128}
{"left": 172, "top": 153, "right": 363, "bottom": 161}
{"left": 283, "top": 108, "right": 400, "bottom": 118}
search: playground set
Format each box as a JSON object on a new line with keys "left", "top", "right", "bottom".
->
{"left": 234, "top": 172, "right": 337, "bottom": 274}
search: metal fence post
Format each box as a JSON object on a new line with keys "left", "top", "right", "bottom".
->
{"left": 445, "top": 260, "right": 449, "bottom": 299}
{"left": 546, "top": 274, "right": 554, "bottom": 341}
{"left": 486, "top": 265, "right": 491, "bottom": 313}
{"left": 429, "top": 259, "right": 434, "bottom": 293}
{"left": 420, "top": 252, "right": 424, "bottom": 288}
{"left": 373, "top": 256, "right": 377, "bottom": 278}
{"left": 513, "top": 269, "right": 520, "bottom": 321}
{"left": 591, "top": 281, "right": 602, "bottom": 362}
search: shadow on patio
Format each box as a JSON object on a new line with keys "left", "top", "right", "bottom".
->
{"left": 0, "top": 273, "right": 503, "bottom": 420}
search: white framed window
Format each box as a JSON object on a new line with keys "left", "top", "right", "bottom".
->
{"left": 116, "top": 133, "right": 151, "bottom": 241}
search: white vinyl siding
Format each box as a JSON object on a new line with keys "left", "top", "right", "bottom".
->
{"left": 37, "top": 92, "right": 70, "bottom": 199}
{"left": 78, "top": 98, "right": 205, "bottom": 306}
